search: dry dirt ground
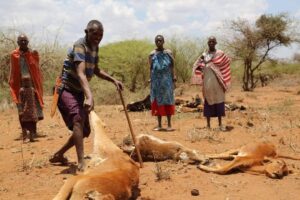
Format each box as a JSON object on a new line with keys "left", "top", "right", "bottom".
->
{"left": 0, "top": 75, "right": 300, "bottom": 200}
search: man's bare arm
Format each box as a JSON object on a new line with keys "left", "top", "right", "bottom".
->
{"left": 94, "top": 66, "right": 123, "bottom": 90}
{"left": 77, "top": 62, "right": 93, "bottom": 111}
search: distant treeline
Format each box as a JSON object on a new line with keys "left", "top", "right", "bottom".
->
{"left": 0, "top": 31, "right": 299, "bottom": 104}
{"left": 0, "top": 33, "right": 206, "bottom": 103}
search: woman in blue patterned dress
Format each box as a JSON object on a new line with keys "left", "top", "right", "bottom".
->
{"left": 149, "top": 35, "right": 176, "bottom": 131}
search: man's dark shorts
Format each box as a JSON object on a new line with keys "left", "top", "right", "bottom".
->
{"left": 58, "top": 89, "right": 90, "bottom": 137}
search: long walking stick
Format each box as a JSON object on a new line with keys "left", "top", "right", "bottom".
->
{"left": 118, "top": 90, "right": 144, "bottom": 168}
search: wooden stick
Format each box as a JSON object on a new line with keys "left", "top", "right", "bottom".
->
{"left": 118, "top": 90, "right": 144, "bottom": 168}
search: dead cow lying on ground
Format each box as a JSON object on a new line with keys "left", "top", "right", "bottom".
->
{"left": 197, "top": 141, "right": 300, "bottom": 179}
{"left": 126, "top": 95, "right": 151, "bottom": 112}
{"left": 122, "top": 135, "right": 299, "bottom": 179}
{"left": 123, "top": 134, "right": 208, "bottom": 164}
{"left": 53, "top": 111, "right": 140, "bottom": 200}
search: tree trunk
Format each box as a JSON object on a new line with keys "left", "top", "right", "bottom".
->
{"left": 243, "top": 58, "right": 254, "bottom": 91}
{"left": 242, "top": 60, "right": 250, "bottom": 91}
{"left": 250, "top": 69, "right": 255, "bottom": 90}
{"left": 130, "top": 75, "right": 137, "bottom": 92}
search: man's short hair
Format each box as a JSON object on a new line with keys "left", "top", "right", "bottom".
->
{"left": 17, "top": 34, "right": 28, "bottom": 41}
{"left": 155, "top": 34, "right": 164, "bottom": 41}
{"left": 86, "top": 20, "right": 103, "bottom": 31}
{"left": 208, "top": 36, "right": 217, "bottom": 42}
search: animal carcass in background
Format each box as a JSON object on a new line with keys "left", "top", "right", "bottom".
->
{"left": 127, "top": 94, "right": 151, "bottom": 112}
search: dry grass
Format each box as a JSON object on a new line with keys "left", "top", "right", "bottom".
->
{"left": 267, "top": 98, "right": 294, "bottom": 113}
{"left": 153, "top": 162, "right": 171, "bottom": 181}
{"left": 19, "top": 154, "right": 50, "bottom": 172}
{"left": 187, "top": 127, "right": 222, "bottom": 143}
{"left": 0, "top": 99, "right": 14, "bottom": 112}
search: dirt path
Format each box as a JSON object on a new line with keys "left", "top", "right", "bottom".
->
{"left": 0, "top": 78, "right": 300, "bottom": 200}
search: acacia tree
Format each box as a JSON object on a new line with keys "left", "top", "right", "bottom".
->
{"left": 226, "top": 14, "right": 298, "bottom": 91}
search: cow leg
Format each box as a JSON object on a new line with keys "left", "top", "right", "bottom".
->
{"left": 206, "top": 148, "right": 239, "bottom": 160}
{"left": 198, "top": 157, "right": 247, "bottom": 174}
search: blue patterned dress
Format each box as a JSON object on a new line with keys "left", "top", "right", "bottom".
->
{"left": 149, "top": 49, "right": 175, "bottom": 116}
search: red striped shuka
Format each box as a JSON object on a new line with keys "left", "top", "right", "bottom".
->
{"left": 209, "top": 50, "right": 231, "bottom": 91}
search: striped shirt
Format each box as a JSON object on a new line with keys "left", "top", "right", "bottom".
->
{"left": 61, "top": 37, "right": 99, "bottom": 93}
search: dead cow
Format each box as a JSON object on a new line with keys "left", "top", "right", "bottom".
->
{"left": 53, "top": 111, "right": 140, "bottom": 200}
{"left": 123, "top": 134, "right": 207, "bottom": 164}
{"left": 198, "top": 141, "right": 300, "bottom": 179}
{"left": 127, "top": 95, "right": 151, "bottom": 112}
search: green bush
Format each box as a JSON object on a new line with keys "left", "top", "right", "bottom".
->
{"left": 99, "top": 39, "right": 153, "bottom": 92}
{"left": 1, "top": 31, "right": 298, "bottom": 105}
{"left": 167, "top": 36, "right": 206, "bottom": 83}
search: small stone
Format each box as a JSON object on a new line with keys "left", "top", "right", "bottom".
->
{"left": 141, "top": 181, "right": 148, "bottom": 186}
{"left": 240, "top": 105, "right": 246, "bottom": 110}
{"left": 191, "top": 189, "right": 199, "bottom": 196}
{"left": 247, "top": 121, "right": 254, "bottom": 127}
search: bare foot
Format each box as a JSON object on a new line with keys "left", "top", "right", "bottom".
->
{"left": 29, "top": 133, "right": 35, "bottom": 142}
{"left": 77, "top": 160, "right": 86, "bottom": 172}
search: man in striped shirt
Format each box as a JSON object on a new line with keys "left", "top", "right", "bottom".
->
{"left": 50, "top": 20, "right": 123, "bottom": 171}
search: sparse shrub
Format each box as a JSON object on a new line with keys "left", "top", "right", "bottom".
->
{"left": 267, "top": 98, "right": 294, "bottom": 113}
{"left": 187, "top": 127, "right": 221, "bottom": 143}
{"left": 21, "top": 155, "right": 49, "bottom": 171}
{"left": 153, "top": 162, "right": 171, "bottom": 181}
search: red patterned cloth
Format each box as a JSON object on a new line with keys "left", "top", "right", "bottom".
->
{"left": 9, "top": 48, "right": 43, "bottom": 107}
{"left": 19, "top": 86, "right": 38, "bottom": 122}
{"left": 210, "top": 50, "right": 231, "bottom": 91}
{"left": 151, "top": 99, "right": 175, "bottom": 116}
{"left": 193, "top": 50, "right": 231, "bottom": 91}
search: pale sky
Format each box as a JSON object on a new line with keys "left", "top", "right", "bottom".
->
{"left": 0, "top": 0, "right": 299, "bottom": 58}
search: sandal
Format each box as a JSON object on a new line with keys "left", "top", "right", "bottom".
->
{"left": 33, "top": 132, "right": 47, "bottom": 138}
{"left": 49, "top": 155, "right": 68, "bottom": 165}
{"left": 218, "top": 125, "right": 227, "bottom": 132}
{"left": 153, "top": 127, "right": 163, "bottom": 131}
{"left": 166, "top": 127, "right": 175, "bottom": 132}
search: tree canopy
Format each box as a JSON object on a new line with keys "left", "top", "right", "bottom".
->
{"left": 226, "top": 13, "right": 298, "bottom": 91}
